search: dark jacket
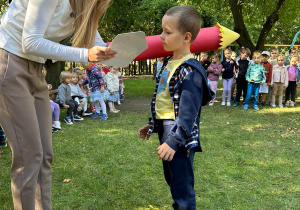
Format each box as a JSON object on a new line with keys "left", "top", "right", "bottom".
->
{"left": 147, "top": 58, "right": 215, "bottom": 153}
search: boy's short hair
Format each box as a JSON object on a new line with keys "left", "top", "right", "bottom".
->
{"left": 289, "top": 47, "right": 297, "bottom": 54}
{"left": 252, "top": 51, "right": 261, "bottom": 58}
{"left": 277, "top": 54, "right": 286, "bottom": 61}
{"left": 239, "top": 47, "right": 251, "bottom": 56}
{"left": 200, "top": 52, "right": 208, "bottom": 55}
{"left": 59, "top": 71, "right": 72, "bottom": 83}
{"left": 270, "top": 48, "right": 278, "bottom": 53}
{"left": 224, "top": 48, "right": 232, "bottom": 54}
{"left": 165, "top": 5, "right": 201, "bottom": 43}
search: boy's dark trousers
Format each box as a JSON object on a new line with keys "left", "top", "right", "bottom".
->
{"left": 235, "top": 77, "right": 248, "bottom": 102}
{"left": 157, "top": 119, "right": 196, "bottom": 210}
{"left": 60, "top": 100, "right": 79, "bottom": 116}
{"left": 285, "top": 81, "right": 297, "bottom": 102}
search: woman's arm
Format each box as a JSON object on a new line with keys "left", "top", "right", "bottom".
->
{"left": 22, "top": 0, "right": 115, "bottom": 63}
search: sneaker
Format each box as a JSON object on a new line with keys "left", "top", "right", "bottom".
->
{"left": 117, "top": 101, "right": 121, "bottom": 105}
{"left": 243, "top": 104, "right": 249, "bottom": 110}
{"left": 110, "top": 109, "right": 119, "bottom": 113}
{"left": 82, "top": 111, "right": 93, "bottom": 117}
{"left": 113, "top": 108, "right": 120, "bottom": 112}
{"left": 100, "top": 114, "right": 108, "bottom": 120}
{"left": 74, "top": 115, "right": 84, "bottom": 121}
{"left": 209, "top": 102, "right": 214, "bottom": 106}
{"left": 233, "top": 102, "right": 239, "bottom": 107}
{"left": 0, "top": 137, "right": 7, "bottom": 147}
{"left": 226, "top": 102, "right": 231, "bottom": 106}
{"left": 64, "top": 117, "right": 73, "bottom": 125}
{"left": 279, "top": 104, "right": 283, "bottom": 108}
{"left": 52, "top": 121, "right": 61, "bottom": 130}
{"left": 52, "top": 128, "right": 59, "bottom": 133}
{"left": 271, "top": 103, "right": 276, "bottom": 108}
{"left": 231, "top": 96, "right": 235, "bottom": 102}
{"left": 253, "top": 105, "right": 259, "bottom": 110}
{"left": 221, "top": 102, "right": 226, "bottom": 106}
{"left": 290, "top": 101, "right": 295, "bottom": 107}
{"left": 285, "top": 101, "right": 290, "bottom": 106}
{"left": 261, "top": 102, "right": 265, "bottom": 107}
{"left": 91, "top": 112, "right": 100, "bottom": 119}
{"left": 77, "top": 106, "right": 83, "bottom": 112}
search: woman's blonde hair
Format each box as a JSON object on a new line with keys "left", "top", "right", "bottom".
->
{"left": 60, "top": 71, "right": 72, "bottom": 83}
{"left": 72, "top": 0, "right": 111, "bottom": 48}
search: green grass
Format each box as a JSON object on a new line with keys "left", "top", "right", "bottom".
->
{"left": 0, "top": 78, "right": 299, "bottom": 210}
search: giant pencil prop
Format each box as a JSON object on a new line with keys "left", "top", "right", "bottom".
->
{"left": 107, "top": 23, "right": 239, "bottom": 61}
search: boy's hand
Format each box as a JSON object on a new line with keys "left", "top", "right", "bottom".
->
{"left": 157, "top": 143, "right": 175, "bottom": 161}
{"left": 138, "top": 124, "right": 151, "bottom": 140}
{"left": 222, "top": 68, "right": 225, "bottom": 72}
{"left": 260, "top": 82, "right": 263, "bottom": 85}
{"left": 248, "top": 79, "right": 253, "bottom": 83}
{"left": 230, "top": 60, "right": 234, "bottom": 64}
{"left": 63, "top": 105, "right": 69, "bottom": 108}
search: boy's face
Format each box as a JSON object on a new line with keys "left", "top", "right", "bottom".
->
{"left": 65, "top": 77, "right": 71, "bottom": 84}
{"left": 271, "top": 51, "right": 278, "bottom": 59}
{"left": 240, "top": 52, "right": 248, "bottom": 60}
{"left": 253, "top": 55, "right": 261, "bottom": 64}
{"left": 261, "top": 55, "right": 269, "bottom": 63}
{"left": 71, "top": 76, "right": 78, "bottom": 84}
{"left": 290, "top": 50, "right": 298, "bottom": 57}
{"left": 160, "top": 15, "right": 186, "bottom": 52}
{"left": 225, "top": 50, "right": 232, "bottom": 59}
{"left": 200, "top": 53, "right": 208, "bottom": 61}
{"left": 277, "top": 57, "right": 284, "bottom": 66}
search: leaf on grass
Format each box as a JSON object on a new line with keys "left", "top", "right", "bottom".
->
{"left": 227, "top": 122, "right": 230, "bottom": 125}
{"left": 63, "top": 179, "right": 71, "bottom": 183}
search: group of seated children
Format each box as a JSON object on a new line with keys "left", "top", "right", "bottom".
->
{"left": 54, "top": 64, "right": 125, "bottom": 127}
{"left": 204, "top": 47, "right": 300, "bottom": 110}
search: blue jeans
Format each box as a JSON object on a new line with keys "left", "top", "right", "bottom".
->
{"left": 245, "top": 83, "right": 260, "bottom": 106}
{"left": 157, "top": 119, "right": 196, "bottom": 210}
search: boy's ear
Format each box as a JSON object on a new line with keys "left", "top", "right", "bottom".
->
{"left": 184, "top": 32, "right": 192, "bottom": 43}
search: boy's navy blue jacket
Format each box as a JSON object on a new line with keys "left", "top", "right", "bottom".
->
{"left": 147, "top": 58, "right": 215, "bottom": 153}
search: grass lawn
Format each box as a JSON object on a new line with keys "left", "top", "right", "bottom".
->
{"left": 0, "top": 77, "right": 299, "bottom": 210}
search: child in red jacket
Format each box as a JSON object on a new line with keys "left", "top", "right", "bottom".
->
{"left": 258, "top": 51, "right": 272, "bottom": 106}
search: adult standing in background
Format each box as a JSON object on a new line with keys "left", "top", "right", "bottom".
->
{"left": 152, "top": 57, "right": 164, "bottom": 80}
{"left": 0, "top": 0, "right": 117, "bottom": 209}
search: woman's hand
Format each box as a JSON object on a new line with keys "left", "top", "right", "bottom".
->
{"left": 138, "top": 124, "right": 151, "bottom": 140}
{"left": 88, "top": 46, "right": 117, "bottom": 62}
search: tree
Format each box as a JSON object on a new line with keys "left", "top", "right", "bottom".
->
{"left": 190, "top": 0, "right": 300, "bottom": 52}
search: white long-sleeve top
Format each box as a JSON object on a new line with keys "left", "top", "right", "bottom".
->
{"left": 105, "top": 72, "right": 119, "bottom": 92}
{"left": 0, "top": 0, "right": 106, "bottom": 64}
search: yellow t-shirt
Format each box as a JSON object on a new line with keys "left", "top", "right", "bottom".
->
{"left": 155, "top": 54, "right": 194, "bottom": 120}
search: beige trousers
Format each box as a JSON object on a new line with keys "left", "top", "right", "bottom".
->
{"left": 0, "top": 49, "right": 53, "bottom": 210}
{"left": 272, "top": 82, "right": 284, "bottom": 105}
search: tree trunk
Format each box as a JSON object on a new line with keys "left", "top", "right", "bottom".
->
{"left": 229, "top": 0, "right": 255, "bottom": 53}
{"left": 44, "top": 60, "right": 65, "bottom": 89}
{"left": 256, "top": 0, "right": 286, "bottom": 50}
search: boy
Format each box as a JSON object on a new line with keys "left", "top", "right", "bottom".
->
{"left": 243, "top": 51, "right": 266, "bottom": 110}
{"left": 138, "top": 5, "right": 214, "bottom": 209}
{"left": 268, "top": 48, "right": 278, "bottom": 105}
{"left": 55, "top": 71, "right": 84, "bottom": 124}
{"left": 234, "top": 47, "right": 251, "bottom": 106}
{"left": 258, "top": 51, "right": 273, "bottom": 106}
{"left": 200, "top": 51, "right": 211, "bottom": 72}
